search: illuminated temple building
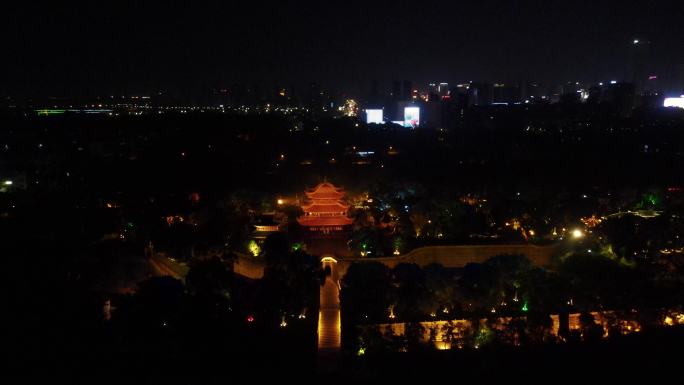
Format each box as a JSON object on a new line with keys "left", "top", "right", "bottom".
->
{"left": 298, "top": 182, "right": 353, "bottom": 233}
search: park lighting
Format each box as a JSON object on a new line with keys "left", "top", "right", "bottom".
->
{"left": 571, "top": 228, "right": 584, "bottom": 239}
{"left": 3, "top": 180, "right": 12, "bottom": 186}
{"left": 248, "top": 240, "right": 261, "bottom": 256}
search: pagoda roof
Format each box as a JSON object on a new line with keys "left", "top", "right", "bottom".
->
{"left": 302, "top": 202, "right": 349, "bottom": 212}
{"left": 298, "top": 216, "right": 353, "bottom": 227}
{"left": 305, "top": 182, "right": 345, "bottom": 200}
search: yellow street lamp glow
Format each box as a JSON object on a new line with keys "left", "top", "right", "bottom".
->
{"left": 277, "top": 199, "right": 284, "bottom": 205}
{"left": 572, "top": 229, "right": 584, "bottom": 239}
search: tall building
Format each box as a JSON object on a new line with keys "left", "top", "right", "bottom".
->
{"left": 601, "top": 82, "right": 636, "bottom": 116}
{"left": 428, "top": 83, "right": 438, "bottom": 94}
{"left": 586, "top": 85, "right": 602, "bottom": 104}
{"left": 492, "top": 83, "right": 521, "bottom": 104}
{"left": 402, "top": 80, "right": 413, "bottom": 101}
{"left": 438, "top": 82, "right": 449, "bottom": 96}
{"left": 368, "top": 80, "right": 380, "bottom": 106}
{"left": 521, "top": 82, "right": 546, "bottom": 102}
{"left": 468, "top": 83, "right": 493, "bottom": 106}
{"left": 631, "top": 39, "right": 651, "bottom": 95}
{"left": 308, "top": 82, "right": 322, "bottom": 112}
{"left": 429, "top": 82, "right": 449, "bottom": 97}
{"left": 391, "top": 81, "right": 401, "bottom": 101}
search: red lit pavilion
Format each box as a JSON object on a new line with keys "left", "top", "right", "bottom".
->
{"left": 298, "top": 182, "right": 352, "bottom": 233}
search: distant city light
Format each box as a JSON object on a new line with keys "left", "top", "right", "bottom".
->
{"left": 610, "top": 80, "right": 617, "bottom": 84}
{"left": 572, "top": 229, "right": 584, "bottom": 239}
{"left": 343, "top": 99, "right": 358, "bottom": 117}
{"left": 664, "top": 96, "right": 684, "bottom": 109}
{"left": 633, "top": 39, "right": 640, "bottom": 44}
{"left": 2, "top": 180, "right": 12, "bottom": 186}
{"left": 277, "top": 199, "right": 284, "bottom": 205}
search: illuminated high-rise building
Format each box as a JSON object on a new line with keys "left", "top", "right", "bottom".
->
{"left": 429, "top": 82, "right": 449, "bottom": 96}
{"left": 438, "top": 82, "right": 449, "bottom": 96}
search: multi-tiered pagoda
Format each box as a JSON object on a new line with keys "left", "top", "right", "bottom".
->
{"left": 298, "top": 182, "right": 353, "bottom": 233}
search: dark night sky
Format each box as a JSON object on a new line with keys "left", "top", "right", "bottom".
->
{"left": 2, "top": 0, "right": 683, "bottom": 96}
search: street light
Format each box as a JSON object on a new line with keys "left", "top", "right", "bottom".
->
{"left": 571, "top": 228, "right": 584, "bottom": 239}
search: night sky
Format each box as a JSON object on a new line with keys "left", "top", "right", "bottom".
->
{"left": 3, "top": 1, "right": 683, "bottom": 96}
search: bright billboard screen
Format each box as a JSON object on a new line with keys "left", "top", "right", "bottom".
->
{"left": 365, "top": 109, "right": 384, "bottom": 124}
{"left": 664, "top": 97, "right": 684, "bottom": 109}
{"left": 404, "top": 107, "right": 420, "bottom": 128}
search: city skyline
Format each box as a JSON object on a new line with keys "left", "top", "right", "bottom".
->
{"left": 3, "top": 1, "right": 684, "bottom": 96}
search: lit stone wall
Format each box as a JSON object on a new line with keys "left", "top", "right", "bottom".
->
{"left": 372, "top": 311, "right": 641, "bottom": 349}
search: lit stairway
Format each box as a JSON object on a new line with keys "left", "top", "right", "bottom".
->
{"left": 318, "top": 259, "right": 341, "bottom": 352}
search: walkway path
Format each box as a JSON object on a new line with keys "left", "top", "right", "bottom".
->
{"left": 318, "top": 257, "right": 341, "bottom": 352}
